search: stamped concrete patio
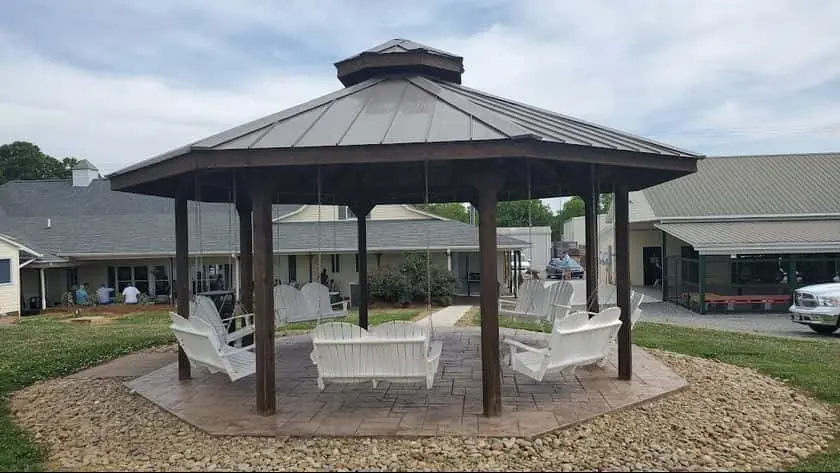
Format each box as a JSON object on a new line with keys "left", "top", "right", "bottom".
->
{"left": 127, "top": 327, "right": 687, "bottom": 438}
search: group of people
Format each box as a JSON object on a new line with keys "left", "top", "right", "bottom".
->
{"left": 72, "top": 282, "right": 142, "bottom": 305}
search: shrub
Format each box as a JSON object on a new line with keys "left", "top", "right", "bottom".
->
{"left": 368, "top": 252, "right": 457, "bottom": 306}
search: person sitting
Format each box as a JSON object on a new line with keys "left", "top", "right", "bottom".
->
{"left": 96, "top": 284, "right": 113, "bottom": 304}
{"left": 122, "top": 283, "right": 141, "bottom": 304}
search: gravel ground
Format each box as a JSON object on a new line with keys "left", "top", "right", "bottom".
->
{"left": 10, "top": 350, "right": 838, "bottom": 472}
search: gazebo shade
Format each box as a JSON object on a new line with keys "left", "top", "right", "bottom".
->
{"left": 106, "top": 38, "right": 702, "bottom": 418}
{"left": 108, "top": 39, "right": 701, "bottom": 205}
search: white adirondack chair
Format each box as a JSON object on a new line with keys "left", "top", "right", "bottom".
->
{"left": 300, "top": 282, "right": 349, "bottom": 320}
{"left": 309, "top": 321, "right": 442, "bottom": 391}
{"left": 503, "top": 306, "right": 623, "bottom": 382}
{"left": 168, "top": 312, "right": 256, "bottom": 382}
{"left": 190, "top": 295, "right": 254, "bottom": 345}
{"left": 274, "top": 284, "right": 315, "bottom": 325}
{"left": 499, "top": 279, "right": 541, "bottom": 317}
{"left": 500, "top": 281, "right": 575, "bottom": 325}
{"left": 630, "top": 290, "right": 645, "bottom": 328}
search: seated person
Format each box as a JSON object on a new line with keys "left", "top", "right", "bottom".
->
{"left": 96, "top": 284, "right": 113, "bottom": 304}
{"left": 122, "top": 283, "right": 141, "bottom": 304}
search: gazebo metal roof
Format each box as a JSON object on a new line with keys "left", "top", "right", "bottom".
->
{"left": 109, "top": 39, "right": 701, "bottom": 206}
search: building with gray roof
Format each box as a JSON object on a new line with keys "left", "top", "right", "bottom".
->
{"left": 598, "top": 152, "right": 840, "bottom": 315}
{"left": 0, "top": 170, "right": 527, "bottom": 314}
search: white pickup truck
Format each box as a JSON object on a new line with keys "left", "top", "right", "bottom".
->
{"left": 789, "top": 282, "right": 840, "bottom": 334}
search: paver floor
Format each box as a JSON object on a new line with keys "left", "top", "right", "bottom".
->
{"left": 128, "top": 327, "right": 686, "bottom": 438}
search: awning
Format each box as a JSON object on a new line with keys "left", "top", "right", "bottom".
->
{"left": 655, "top": 219, "right": 840, "bottom": 255}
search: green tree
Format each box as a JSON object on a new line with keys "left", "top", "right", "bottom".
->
{"left": 496, "top": 199, "right": 554, "bottom": 227}
{"left": 599, "top": 193, "right": 613, "bottom": 214}
{"left": 560, "top": 196, "right": 585, "bottom": 221}
{"left": 0, "top": 141, "right": 77, "bottom": 184}
{"left": 414, "top": 202, "right": 470, "bottom": 223}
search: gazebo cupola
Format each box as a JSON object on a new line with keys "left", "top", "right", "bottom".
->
{"left": 334, "top": 38, "right": 465, "bottom": 87}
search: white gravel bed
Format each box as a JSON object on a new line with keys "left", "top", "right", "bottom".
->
{"left": 10, "top": 349, "right": 838, "bottom": 472}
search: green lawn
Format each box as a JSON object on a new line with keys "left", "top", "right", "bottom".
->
{"left": 0, "top": 311, "right": 175, "bottom": 471}
{"left": 0, "top": 307, "right": 424, "bottom": 471}
{"left": 467, "top": 310, "right": 840, "bottom": 471}
{"left": 279, "top": 308, "right": 425, "bottom": 332}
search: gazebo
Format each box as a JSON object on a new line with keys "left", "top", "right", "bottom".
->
{"left": 109, "top": 38, "right": 701, "bottom": 418}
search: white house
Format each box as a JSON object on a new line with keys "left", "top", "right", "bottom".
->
{"left": 496, "top": 226, "right": 551, "bottom": 271}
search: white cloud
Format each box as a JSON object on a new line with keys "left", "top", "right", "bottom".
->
{"left": 1, "top": 0, "right": 838, "bottom": 189}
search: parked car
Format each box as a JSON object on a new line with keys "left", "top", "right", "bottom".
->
{"left": 789, "top": 282, "right": 840, "bottom": 334}
{"left": 546, "top": 257, "right": 584, "bottom": 279}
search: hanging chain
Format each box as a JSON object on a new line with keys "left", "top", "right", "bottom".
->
{"left": 424, "top": 160, "right": 433, "bottom": 337}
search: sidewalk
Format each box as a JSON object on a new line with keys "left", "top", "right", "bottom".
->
{"left": 415, "top": 305, "right": 472, "bottom": 328}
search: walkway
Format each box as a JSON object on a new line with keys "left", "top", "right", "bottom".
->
{"left": 415, "top": 305, "right": 472, "bottom": 328}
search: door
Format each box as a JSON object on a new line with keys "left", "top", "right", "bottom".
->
{"left": 642, "top": 246, "right": 662, "bottom": 286}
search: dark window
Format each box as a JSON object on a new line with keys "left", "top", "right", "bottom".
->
{"left": 0, "top": 259, "right": 10, "bottom": 284}
{"left": 331, "top": 254, "right": 341, "bottom": 273}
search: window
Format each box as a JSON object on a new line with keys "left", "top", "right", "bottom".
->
{"left": 151, "top": 265, "right": 170, "bottom": 296}
{"left": 193, "top": 263, "right": 232, "bottom": 293}
{"left": 331, "top": 254, "right": 341, "bottom": 273}
{"left": 355, "top": 253, "right": 359, "bottom": 273}
{"left": 0, "top": 259, "right": 11, "bottom": 284}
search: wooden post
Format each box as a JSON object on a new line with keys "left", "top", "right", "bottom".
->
{"left": 473, "top": 173, "right": 503, "bottom": 417}
{"left": 250, "top": 179, "right": 276, "bottom": 415}
{"left": 350, "top": 202, "right": 373, "bottom": 329}
{"left": 175, "top": 185, "right": 191, "bottom": 380}
{"left": 236, "top": 193, "right": 254, "bottom": 346}
{"left": 614, "top": 184, "right": 632, "bottom": 380}
{"left": 584, "top": 165, "right": 600, "bottom": 313}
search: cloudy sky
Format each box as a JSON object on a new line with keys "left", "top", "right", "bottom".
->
{"left": 1, "top": 0, "right": 839, "bottom": 211}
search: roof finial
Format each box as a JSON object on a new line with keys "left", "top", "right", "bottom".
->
{"left": 334, "top": 38, "right": 464, "bottom": 87}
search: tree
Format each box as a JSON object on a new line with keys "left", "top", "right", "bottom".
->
{"left": 560, "top": 196, "right": 585, "bottom": 221}
{"left": 414, "top": 202, "right": 470, "bottom": 223}
{"left": 496, "top": 199, "right": 554, "bottom": 227}
{"left": 599, "top": 193, "right": 613, "bottom": 214}
{"left": 0, "top": 141, "right": 78, "bottom": 184}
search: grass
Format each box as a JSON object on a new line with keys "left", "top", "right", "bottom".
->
{"left": 460, "top": 306, "right": 551, "bottom": 332}
{"left": 0, "top": 311, "right": 175, "bottom": 471}
{"left": 279, "top": 307, "right": 427, "bottom": 332}
{"left": 0, "top": 306, "right": 423, "bottom": 471}
{"left": 5, "top": 306, "right": 839, "bottom": 471}
{"left": 464, "top": 310, "right": 840, "bottom": 471}
{"left": 632, "top": 322, "right": 840, "bottom": 472}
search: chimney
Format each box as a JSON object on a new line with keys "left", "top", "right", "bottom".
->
{"left": 71, "top": 159, "right": 99, "bottom": 187}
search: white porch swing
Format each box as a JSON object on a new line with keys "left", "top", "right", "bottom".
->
{"left": 308, "top": 160, "right": 442, "bottom": 391}
{"left": 498, "top": 161, "right": 574, "bottom": 327}
{"left": 273, "top": 166, "right": 349, "bottom": 326}
{"left": 168, "top": 172, "right": 258, "bottom": 383}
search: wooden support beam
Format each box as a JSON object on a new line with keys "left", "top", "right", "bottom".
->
{"left": 236, "top": 192, "right": 254, "bottom": 347}
{"left": 175, "top": 185, "right": 190, "bottom": 380}
{"left": 350, "top": 202, "right": 374, "bottom": 329}
{"left": 584, "top": 165, "right": 600, "bottom": 314}
{"left": 472, "top": 172, "right": 504, "bottom": 417}
{"left": 614, "top": 184, "right": 632, "bottom": 380}
{"left": 250, "top": 179, "right": 276, "bottom": 415}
